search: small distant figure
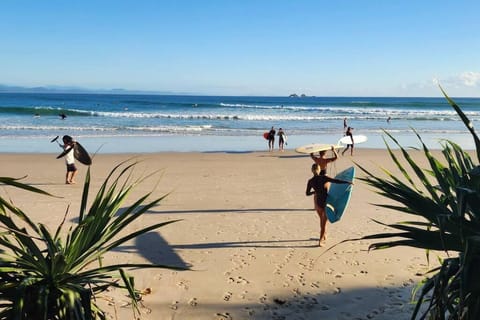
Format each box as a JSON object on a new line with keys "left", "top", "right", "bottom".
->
{"left": 59, "top": 113, "right": 67, "bottom": 120}
{"left": 342, "top": 127, "right": 354, "bottom": 156}
{"left": 387, "top": 116, "right": 391, "bottom": 123}
{"left": 277, "top": 128, "right": 287, "bottom": 152}
{"left": 306, "top": 163, "right": 352, "bottom": 247}
{"left": 343, "top": 117, "right": 348, "bottom": 133}
{"left": 310, "top": 145, "right": 338, "bottom": 175}
{"left": 60, "top": 135, "right": 77, "bottom": 184}
{"left": 34, "top": 113, "right": 40, "bottom": 118}
{"left": 268, "top": 126, "right": 276, "bottom": 152}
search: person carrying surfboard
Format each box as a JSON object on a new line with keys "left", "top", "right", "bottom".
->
{"left": 341, "top": 127, "right": 354, "bottom": 156}
{"left": 267, "top": 126, "right": 276, "bottom": 152}
{"left": 310, "top": 145, "right": 338, "bottom": 175}
{"left": 306, "top": 163, "right": 352, "bottom": 247}
{"left": 277, "top": 128, "right": 287, "bottom": 152}
{"left": 59, "top": 135, "right": 78, "bottom": 184}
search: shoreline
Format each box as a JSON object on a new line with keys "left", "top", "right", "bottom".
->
{"left": 0, "top": 131, "right": 477, "bottom": 154}
{"left": 0, "top": 149, "right": 457, "bottom": 319}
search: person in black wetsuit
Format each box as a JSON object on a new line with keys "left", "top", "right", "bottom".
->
{"left": 267, "top": 126, "right": 276, "bottom": 152}
{"left": 342, "top": 126, "right": 354, "bottom": 156}
{"left": 306, "top": 164, "right": 352, "bottom": 247}
{"left": 277, "top": 127, "right": 287, "bottom": 152}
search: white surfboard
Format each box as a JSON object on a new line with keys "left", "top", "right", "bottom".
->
{"left": 295, "top": 143, "right": 342, "bottom": 154}
{"left": 338, "top": 134, "right": 368, "bottom": 145}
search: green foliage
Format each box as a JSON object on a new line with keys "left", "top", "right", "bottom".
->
{"left": 355, "top": 89, "right": 480, "bottom": 319}
{"left": 0, "top": 160, "right": 182, "bottom": 319}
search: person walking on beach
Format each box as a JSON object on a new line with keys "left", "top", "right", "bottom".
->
{"left": 267, "top": 126, "right": 276, "bottom": 151}
{"left": 277, "top": 127, "right": 287, "bottom": 152}
{"left": 342, "top": 127, "right": 354, "bottom": 156}
{"left": 60, "top": 135, "right": 78, "bottom": 184}
{"left": 310, "top": 145, "right": 338, "bottom": 175}
{"left": 306, "top": 163, "right": 352, "bottom": 247}
{"left": 343, "top": 117, "right": 348, "bottom": 133}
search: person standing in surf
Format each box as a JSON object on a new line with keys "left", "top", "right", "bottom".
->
{"left": 60, "top": 135, "right": 78, "bottom": 184}
{"left": 277, "top": 127, "right": 287, "bottom": 152}
{"left": 342, "top": 127, "right": 354, "bottom": 156}
{"left": 267, "top": 126, "right": 276, "bottom": 152}
{"left": 310, "top": 145, "right": 338, "bottom": 175}
{"left": 306, "top": 164, "right": 352, "bottom": 247}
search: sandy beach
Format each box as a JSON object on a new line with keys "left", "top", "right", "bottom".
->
{"left": 0, "top": 148, "right": 436, "bottom": 320}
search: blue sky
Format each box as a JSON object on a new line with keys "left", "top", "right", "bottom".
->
{"left": 1, "top": 0, "right": 479, "bottom": 96}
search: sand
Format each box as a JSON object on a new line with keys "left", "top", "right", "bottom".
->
{"left": 0, "top": 149, "right": 436, "bottom": 320}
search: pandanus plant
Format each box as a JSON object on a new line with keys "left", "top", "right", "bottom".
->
{"left": 0, "top": 160, "right": 182, "bottom": 319}
{"left": 355, "top": 88, "right": 480, "bottom": 319}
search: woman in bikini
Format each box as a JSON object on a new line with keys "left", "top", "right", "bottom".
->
{"left": 306, "top": 164, "right": 352, "bottom": 247}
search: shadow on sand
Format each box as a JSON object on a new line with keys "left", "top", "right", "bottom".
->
{"left": 147, "top": 207, "right": 311, "bottom": 215}
{"left": 136, "top": 284, "right": 416, "bottom": 319}
{"left": 114, "top": 231, "right": 320, "bottom": 269}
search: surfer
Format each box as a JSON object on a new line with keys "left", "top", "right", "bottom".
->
{"left": 60, "top": 135, "right": 78, "bottom": 184}
{"left": 306, "top": 164, "right": 352, "bottom": 247}
{"left": 267, "top": 126, "right": 276, "bottom": 152}
{"left": 310, "top": 145, "right": 338, "bottom": 175}
{"left": 341, "top": 127, "right": 354, "bottom": 156}
{"left": 343, "top": 117, "right": 347, "bottom": 133}
{"left": 277, "top": 128, "right": 287, "bottom": 152}
{"left": 59, "top": 113, "right": 67, "bottom": 120}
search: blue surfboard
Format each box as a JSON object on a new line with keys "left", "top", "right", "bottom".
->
{"left": 326, "top": 166, "right": 355, "bottom": 223}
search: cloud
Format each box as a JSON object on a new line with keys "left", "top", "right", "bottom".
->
{"left": 459, "top": 71, "right": 480, "bottom": 87}
{"left": 437, "top": 71, "right": 480, "bottom": 88}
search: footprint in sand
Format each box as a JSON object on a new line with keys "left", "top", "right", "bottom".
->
{"left": 259, "top": 293, "right": 268, "bottom": 304}
{"left": 296, "top": 273, "right": 306, "bottom": 286}
{"left": 236, "top": 276, "right": 249, "bottom": 284}
{"left": 170, "top": 301, "right": 179, "bottom": 310}
{"left": 215, "top": 312, "right": 232, "bottom": 320}
{"left": 244, "top": 307, "right": 255, "bottom": 316}
{"left": 188, "top": 298, "right": 198, "bottom": 307}
{"left": 177, "top": 280, "right": 189, "bottom": 290}
{"left": 223, "top": 292, "right": 233, "bottom": 301}
{"left": 238, "top": 290, "right": 248, "bottom": 299}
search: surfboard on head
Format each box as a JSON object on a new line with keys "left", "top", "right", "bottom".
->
{"left": 295, "top": 143, "right": 342, "bottom": 154}
{"left": 338, "top": 135, "right": 368, "bottom": 145}
{"left": 326, "top": 166, "right": 355, "bottom": 223}
{"left": 56, "top": 141, "right": 92, "bottom": 165}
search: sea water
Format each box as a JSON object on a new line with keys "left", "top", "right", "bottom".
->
{"left": 0, "top": 93, "right": 479, "bottom": 153}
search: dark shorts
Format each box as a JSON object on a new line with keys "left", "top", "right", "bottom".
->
{"left": 66, "top": 163, "right": 77, "bottom": 172}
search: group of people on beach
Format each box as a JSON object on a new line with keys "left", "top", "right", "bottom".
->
{"left": 266, "top": 126, "right": 287, "bottom": 152}
{"left": 267, "top": 119, "right": 355, "bottom": 155}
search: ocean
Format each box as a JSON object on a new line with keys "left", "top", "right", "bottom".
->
{"left": 0, "top": 92, "right": 479, "bottom": 153}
